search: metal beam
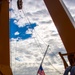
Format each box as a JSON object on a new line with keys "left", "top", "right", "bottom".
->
{"left": 0, "top": 0, "right": 9, "bottom": 66}
{"left": 0, "top": 0, "right": 13, "bottom": 75}
{"left": 44, "top": 0, "right": 75, "bottom": 53}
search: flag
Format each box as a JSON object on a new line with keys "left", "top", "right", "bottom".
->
{"left": 37, "top": 65, "right": 45, "bottom": 75}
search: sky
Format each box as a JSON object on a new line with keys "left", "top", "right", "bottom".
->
{"left": 9, "top": 0, "right": 75, "bottom": 75}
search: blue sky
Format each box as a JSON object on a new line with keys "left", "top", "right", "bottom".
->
{"left": 10, "top": 19, "right": 37, "bottom": 40}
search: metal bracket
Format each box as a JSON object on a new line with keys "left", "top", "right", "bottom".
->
{"left": 59, "top": 52, "right": 68, "bottom": 69}
{"left": 59, "top": 52, "right": 75, "bottom": 69}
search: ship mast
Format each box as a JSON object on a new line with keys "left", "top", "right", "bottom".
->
{"left": 0, "top": 0, "right": 12, "bottom": 75}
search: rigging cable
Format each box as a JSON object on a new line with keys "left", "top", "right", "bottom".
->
{"left": 9, "top": 1, "right": 21, "bottom": 74}
{"left": 33, "top": 27, "right": 62, "bottom": 64}
{"left": 20, "top": 7, "right": 63, "bottom": 74}
{"left": 13, "top": 1, "right": 64, "bottom": 73}
{"left": 10, "top": 0, "right": 64, "bottom": 74}
{"left": 21, "top": 9, "right": 31, "bottom": 24}
{"left": 32, "top": 27, "right": 63, "bottom": 74}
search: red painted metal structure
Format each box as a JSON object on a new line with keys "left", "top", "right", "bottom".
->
{"left": 0, "top": 0, "right": 12, "bottom": 75}
{"left": 0, "top": 0, "right": 75, "bottom": 74}
{"left": 44, "top": 0, "right": 75, "bottom": 69}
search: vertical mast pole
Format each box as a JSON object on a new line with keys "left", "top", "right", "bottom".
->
{"left": 40, "top": 45, "right": 49, "bottom": 65}
{"left": 37, "top": 45, "right": 49, "bottom": 75}
{"left": 0, "top": 0, "right": 13, "bottom": 75}
{"left": 0, "top": 0, "right": 9, "bottom": 66}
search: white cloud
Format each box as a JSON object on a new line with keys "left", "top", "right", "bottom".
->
{"left": 26, "top": 29, "right": 32, "bottom": 34}
{"left": 10, "top": 0, "right": 75, "bottom": 75}
{"left": 14, "top": 31, "right": 19, "bottom": 35}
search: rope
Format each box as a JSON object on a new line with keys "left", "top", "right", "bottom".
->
{"left": 33, "top": 28, "right": 62, "bottom": 63}
{"left": 21, "top": 9, "right": 31, "bottom": 24}
{"left": 20, "top": 8, "right": 63, "bottom": 74}
{"left": 45, "top": 55, "right": 63, "bottom": 74}
{"left": 9, "top": 0, "right": 64, "bottom": 74}
{"left": 33, "top": 29, "right": 63, "bottom": 74}
{"left": 10, "top": 2, "right": 64, "bottom": 74}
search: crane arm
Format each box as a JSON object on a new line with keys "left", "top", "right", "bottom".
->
{"left": 44, "top": 0, "right": 75, "bottom": 68}
{"left": 44, "top": 0, "right": 75, "bottom": 53}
